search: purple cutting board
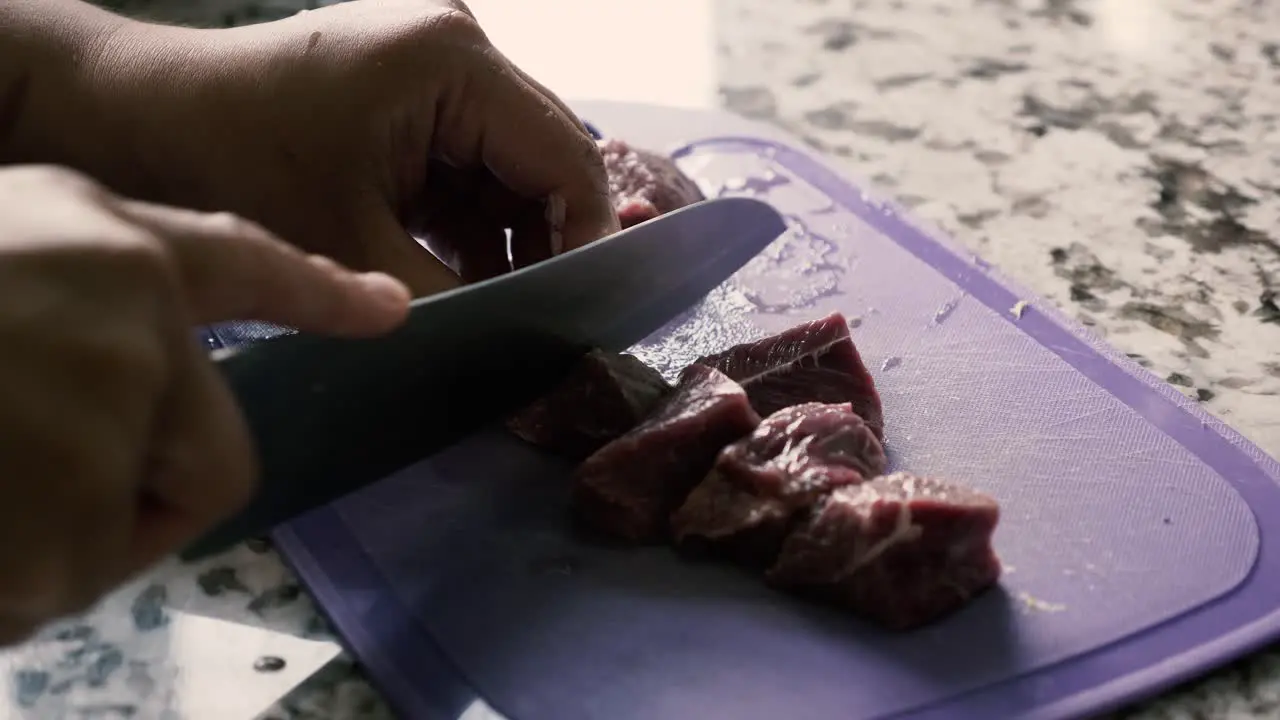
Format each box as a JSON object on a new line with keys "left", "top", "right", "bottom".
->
{"left": 241, "top": 101, "right": 1280, "bottom": 720}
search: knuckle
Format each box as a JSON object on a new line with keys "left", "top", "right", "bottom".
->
{"left": 94, "top": 240, "right": 178, "bottom": 326}
{"left": 435, "top": 0, "right": 476, "bottom": 19}
{"left": 41, "top": 248, "right": 170, "bottom": 392}
{"left": 363, "top": 8, "right": 490, "bottom": 83}
{"left": 7, "top": 164, "right": 101, "bottom": 195}
{"left": 408, "top": 7, "right": 488, "bottom": 51}
{"left": 100, "top": 231, "right": 173, "bottom": 283}
{"left": 429, "top": 7, "right": 484, "bottom": 37}
{"left": 200, "top": 211, "right": 270, "bottom": 243}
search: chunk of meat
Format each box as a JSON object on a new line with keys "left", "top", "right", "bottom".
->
{"left": 507, "top": 350, "right": 672, "bottom": 460}
{"left": 599, "top": 138, "right": 705, "bottom": 229}
{"left": 573, "top": 364, "right": 762, "bottom": 542}
{"left": 695, "top": 312, "right": 885, "bottom": 440}
{"left": 669, "top": 470, "right": 792, "bottom": 565}
{"left": 716, "top": 402, "right": 886, "bottom": 498}
{"left": 672, "top": 403, "right": 886, "bottom": 567}
{"left": 767, "top": 472, "right": 1002, "bottom": 630}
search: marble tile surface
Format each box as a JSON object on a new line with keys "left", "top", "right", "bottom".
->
{"left": 3, "top": 0, "right": 1278, "bottom": 718}
{"left": 717, "top": 0, "right": 1280, "bottom": 457}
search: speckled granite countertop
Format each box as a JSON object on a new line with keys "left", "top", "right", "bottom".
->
{"left": 4, "top": 0, "right": 1277, "bottom": 718}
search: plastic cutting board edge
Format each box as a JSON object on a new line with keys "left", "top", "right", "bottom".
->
{"left": 204, "top": 101, "right": 1280, "bottom": 720}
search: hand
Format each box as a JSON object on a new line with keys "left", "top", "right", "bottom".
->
{"left": 0, "top": 165, "right": 409, "bottom": 644}
{"left": 22, "top": 0, "right": 620, "bottom": 295}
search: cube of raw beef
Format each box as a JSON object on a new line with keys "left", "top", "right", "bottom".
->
{"left": 671, "top": 403, "right": 886, "bottom": 567}
{"left": 669, "top": 470, "right": 792, "bottom": 565}
{"left": 507, "top": 350, "right": 672, "bottom": 460}
{"left": 717, "top": 402, "right": 886, "bottom": 498}
{"left": 573, "top": 364, "right": 762, "bottom": 542}
{"left": 599, "top": 138, "right": 705, "bottom": 228}
{"left": 767, "top": 472, "right": 1002, "bottom": 631}
{"left": 694, "top": 312, "right": 885, "bottom": 440}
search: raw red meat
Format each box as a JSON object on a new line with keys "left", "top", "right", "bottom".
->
{"left": 671, "top": 403, "right": 886, "bottom": 566}
{"left": 599, "top": 138, "right": 705, "bottom": 229}
{"left": 716, "top": 402, "right": 886, "bottom": 497}
{"left": 507, "top": 350, "right": 672, "bottom": 460}
{"left": 492, "top": 164, "right": 1001, "bottom": 628}
{"left": 573, "top": 364, "right": 762, "bottom": 542}
{"left": 767, "top": 472, "right": 1002, "bottom": 630}
{"left": 695, "top": 312, "right": 885, "bottom": 440}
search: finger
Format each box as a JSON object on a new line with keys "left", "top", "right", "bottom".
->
{"left": 0, "top": 615, "right": 40, "bottom": 647}
{"left": 355, "top": 200, "right": 465, "bottom": 297}
{"left": 505, "top": 61, "right": 594, "bottom": 141}
{"left": 445, "top": 162, "right": 562, "bottom": 268}
{"left": 439, "top": 0, "right": 594, "bottom": 143}
{"left": 0, "top": 427, "right": 136, "bottom": 619}
{"left": 0, "top": 320, "right": 156, "bottom": 617}
{"left": 444, "top": 43, "right": 619, "bottom": 254}
{"left": 485, "top": 66, "right": 618, "bottom": 252}
{"left": 415, "top": 163, "right": 537, "bottom": 278}
{"left": 413, "top": 162, "right": 506, "bottom": 267}
{"left": 115, "top": 201, "right": 413, "bottom": 332}
{"left": 508, "top": 197, "right": 556, "bottom": 269}
{"left": 425, "top": 218, "right": 512, "bottom": 283}
{"left": 56, "top": 427, "right": 139, "bottom": 613}
{"left": 125, "top": 312, "right": 258, "bottom": 575}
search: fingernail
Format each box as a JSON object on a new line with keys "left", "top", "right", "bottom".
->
{"left": 355, "top": 272, "right": 411, "bottom": 310}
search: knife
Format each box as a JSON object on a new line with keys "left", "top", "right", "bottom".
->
{"left": 181, "top": 196, "right": 787, "bottom": 560}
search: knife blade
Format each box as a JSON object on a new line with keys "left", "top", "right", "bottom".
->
{"left": 181, "top": 196, "right": 787, "bottom": 560}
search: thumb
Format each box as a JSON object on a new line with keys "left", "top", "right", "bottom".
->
{"left": 115, "top": 201, "right": 413, "bottom": 332}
